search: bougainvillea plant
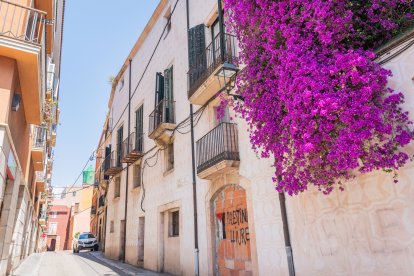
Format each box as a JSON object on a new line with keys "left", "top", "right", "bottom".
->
{"left": 223, "top": 0, "right": 414, "bottom": 195}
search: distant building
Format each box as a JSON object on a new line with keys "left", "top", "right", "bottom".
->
{"left": 46, "top": 205, "right": 71, "bottom": 251}
{"left": 50, "top": 181, "right": 94, "bottom": 250}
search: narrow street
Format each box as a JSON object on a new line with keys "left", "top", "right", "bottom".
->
{"left": 12, "top": 251, "right": 163, "bottom": 276}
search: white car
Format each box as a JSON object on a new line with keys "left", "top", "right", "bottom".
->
{"left": 73, "top": 232, "right": 99, "bottom": 253}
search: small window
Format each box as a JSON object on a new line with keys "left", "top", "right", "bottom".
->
{"left": 114, "top": 177, "right": 121, "bottom": 198}
{"left": 170, "top": 211, "right": 179, "bottom": 237}
{"left": 72, "top": 191, "right": 76, "bottom": 197}
{"left": 133, "top": 164, "right": 141, "bottom": 188}
{"left": 74, "top": 203, "right": 79, "bottom": 213}
{"left": 48, "top": 222, "right": 57, "bottom": 235}
{"left": 110, "top": 221, "right": 114, "bottom": 233}
{"left": 165, "top": 143, "right": 174, "bottom": 172}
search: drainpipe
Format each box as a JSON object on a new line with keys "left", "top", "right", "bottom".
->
{"left": 122, "top": 59, "right": 132, "bottom": 262}
{"left": 278, "top": 176, "right": 295, "bottom": 276}
{"left": 217, "top": 0, "right": 225, "bottom": 62}
{"left": 186, "top": 0, "right": 199, "bottom": 275}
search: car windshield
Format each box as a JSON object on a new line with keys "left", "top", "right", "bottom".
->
{"left": 79, "top": 234, "right": 94, "bottom": 240}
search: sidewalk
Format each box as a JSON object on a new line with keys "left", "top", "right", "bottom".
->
{"left": 87, "top": 251, "right": 169, "bottom": 275}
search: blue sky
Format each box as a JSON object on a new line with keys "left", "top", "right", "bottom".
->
{"left": 52, "top": 1, "right": 159, "bottom": 189}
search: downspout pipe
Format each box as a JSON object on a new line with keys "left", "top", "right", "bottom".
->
{"left": 186, "top": 0, "right": 199, "bottom": 275}
{"left": 278, "top": 176, "right": 295, "bottom": 276}
{"left": 122, "top": 59, "right": 132, "bottom": 262}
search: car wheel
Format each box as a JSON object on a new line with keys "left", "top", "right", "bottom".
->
{"left": 94, "top": 245, "right": 99, "bottom": 251}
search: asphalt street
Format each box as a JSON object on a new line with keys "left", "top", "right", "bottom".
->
{"left": 12, "top": 251, "right": 164, "bottom": 276}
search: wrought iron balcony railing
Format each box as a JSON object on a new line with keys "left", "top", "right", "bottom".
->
{"left": 0, "top": 0, "right": 46, "bottom": 45}
{"left": 121, "top": 132, "right": 144, "bottom": 163}
{"left": 103, "top": 150, "right": 122, "bottom": 176}
{"left": 188, "top": 33, "right": 238, "bottom": 99}
{"left": 90, "top": 206, "right": 96, "bottom": 215}
{"left": 196, "top": 123, "right": 240, "bottom": 176}
{"left": 36, "top": 171, "right": 45, "bottom": 182}
{"left": 98, "top": 195, "right": 105, "bottom": 208}
{"left": 32, "top": 126, "right": 46, "bottom": 148}
{"left": 148, "top": 99, "right": 176, "bottom": 137}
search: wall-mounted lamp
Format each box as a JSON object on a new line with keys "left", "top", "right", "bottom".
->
{"left": 215, "top": 62, "right": 243, "bottom": 101}
{"left": 11, "top": 94, "right": 21, "bottom": 111}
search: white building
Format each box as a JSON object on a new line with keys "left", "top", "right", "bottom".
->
{"left": 97, "top": 0, "right": 414, "bottom": 275}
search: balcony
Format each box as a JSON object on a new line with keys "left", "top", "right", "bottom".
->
{"left": 39, "top": 192, "right": 46, "bottom": 203}
{"left": 50, "top": 124, "right": 57, "bottom": 146}
{"left": 148, "top": 100, "right": 176, "bottom": 145}
{"left": 188, "top": 33, "right": 238, "bottom": 105}
{"left": 36, "top": 171, "right": 45, "bottom": 192}
{"left": 39, "top": 210, "right": 47, "bottom": 225}
{"left": 91, "top": 206, "right": 96, "bottom": 215}
{"left": 103, "top": 151, "right": 122, "bottom": 177}
{"left": 98, "top": 195, "right": 105, "bottom": 208}
{"left": 196, "top": 123, "right": 240, "bottom": 180}
{"left": 0, "top": 0, "right": 47, "bottom": 124}
{"left": 121, "top": 132, "right": 144, "bottom": 163}
{"left": 31, "top": 126, "right": 46, "bottom": 171}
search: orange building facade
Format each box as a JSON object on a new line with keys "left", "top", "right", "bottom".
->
{"left": 0, "top": 0, "right": 64, "bottom": 274}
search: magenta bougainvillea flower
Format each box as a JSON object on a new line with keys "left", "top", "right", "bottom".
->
{"left": 224, "top": 0, "right": 414, "bottom": 195}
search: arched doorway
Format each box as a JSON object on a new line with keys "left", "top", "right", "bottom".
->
{"left": 211, "top": 185, "right": 252, "bottom": 275}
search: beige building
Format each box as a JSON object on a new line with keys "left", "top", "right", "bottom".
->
{"left": 52, "top": 184, "right": 94, "bottom": 250}
{"left": 0, "top": 0, "right": 64, "bottom": 275}
{"left": 94, "top": 1, "right": 414, "bottom": 275}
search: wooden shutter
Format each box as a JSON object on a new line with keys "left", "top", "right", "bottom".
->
{"left": 163, "top": 66, "right": 174, "bottom": 123}
{"left": 188, "top": 24, "right": 206, "bottom": 87}
{"left": 164, "top": 66, "right": 173, "bottom": 101}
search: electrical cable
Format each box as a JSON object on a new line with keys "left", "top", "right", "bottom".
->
{"left": 106, "top": 0, "right": 181, "bottom": 139}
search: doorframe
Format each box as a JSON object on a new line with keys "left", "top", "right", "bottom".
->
{"left": 204, "top": 174, "right": 259, "bottom": 275}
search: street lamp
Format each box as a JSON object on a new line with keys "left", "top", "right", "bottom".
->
{"left": 215, "top": 62, "right": 243, "bottom": 101}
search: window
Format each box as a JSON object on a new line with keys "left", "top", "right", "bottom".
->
{"left": 170, "top": 211, "right": 179, "bottom": 237}
{"left": 50, "top": 211, "right": 57, "bottom": 219}
{"left": 72, "top": 191, "right": 76, "bottom": 197}
{"left": 74, "top": 203, "right": 79, "bottom": 214}
{"left": 165, "top": 143, "right": 174, "bottom": 172}
{"left": 110, "top": 221, "right": 114, "bottom": 233}
{"left": 214, "top": 106, "right": 230, "bottom": 126}
{"left": 133, "top": 164, "right": 141, "bottom": 188}
{"left": 114, "top": 177, "right": 120, "bottom": 198}
{"left": 48, "top": 222, "right": 57, "bottom": 235}
{"left": 79, "top": 233, "right": 95, "bottom": 240}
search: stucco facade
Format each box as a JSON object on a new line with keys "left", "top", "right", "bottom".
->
{"left": 96, "top": 1, "right": 414, "bottom": 275}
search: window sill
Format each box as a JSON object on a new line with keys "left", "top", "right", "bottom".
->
{"left": 132, "top": 185, "right": 141, "bottom": 191}
{"left": 163, "top": 169, "right": 174, "bottom": 177}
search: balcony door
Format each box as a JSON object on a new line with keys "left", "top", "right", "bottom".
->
{"left": 117, "top": 127, "right": 123, "bottom": 166}
{"left": 135, "top": 105, "right": 144, "bottom": 152}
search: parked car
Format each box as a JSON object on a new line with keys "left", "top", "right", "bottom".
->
{"left": 73, "top": 232, "right": 99, "bottom": 253}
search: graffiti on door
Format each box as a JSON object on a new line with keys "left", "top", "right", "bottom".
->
{"left": 213, "top": 185, "right": 252, "bottom": 275}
